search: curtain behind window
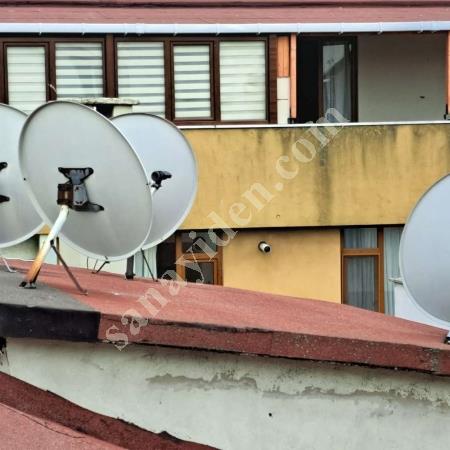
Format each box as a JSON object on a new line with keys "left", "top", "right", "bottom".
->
{"left": 56, "top": 42, "right": 103, "bottom": 98}
{"left": 384, "top": 227, "right": 403, "bottom": 315}
{"left": 7, "top": 46, "right": 47, "bottom": 114}
{"left": 322, "top": 43, "right": 352, "bottom": 121}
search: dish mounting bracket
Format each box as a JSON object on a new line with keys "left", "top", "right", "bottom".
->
{"left": 57, "top": 167, "right": 104, "bottom": 212}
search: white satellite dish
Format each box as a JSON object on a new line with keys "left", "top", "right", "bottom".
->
{"left": 0, "top": 104, "right": 44, "bottom": 270}
{"left": 19, "top": 101, "right": 154, "bottom": 291}
{"left": 400, "top": 173, "right": 450, "bottom": 323}
{"left": 112, "top": 113, "right": 197, "bottom": 249}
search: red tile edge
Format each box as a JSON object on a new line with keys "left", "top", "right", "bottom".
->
{"left": 100, "top": 317, "right": 450, "bottom": 376}
{"left": 0, "top": 371, "right": 214, "bottom": 450}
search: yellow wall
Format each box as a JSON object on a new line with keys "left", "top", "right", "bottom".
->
{"left": 182, "top": 124, "right": 450, "bottom": 230}
{"left": 223, "top": 228, "right": 341, "bottom": 302}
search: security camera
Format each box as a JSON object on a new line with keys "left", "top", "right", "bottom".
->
{"left": 258, "top": 241, "right": 271, "bottom": 254}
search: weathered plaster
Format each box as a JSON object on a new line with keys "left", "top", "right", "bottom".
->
{"left": 181, "top": 124, "right": 450, "bottom": 230}
{"left": 3, "top": 338, "right": 450, "bottom": 449}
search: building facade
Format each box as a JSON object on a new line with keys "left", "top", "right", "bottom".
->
{"left": 2, "top": 0, "right": 450, "bottom": 314}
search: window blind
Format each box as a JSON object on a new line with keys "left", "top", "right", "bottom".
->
{"left": 173, "top": 45, "right": 211, "bottom": 119}
{"left": 117, "top": 42, "right": 165, "bottom": 117}
{"left": 56, "top": 43, "right": 103, "bottom": 98}
{"left": 219, "top": 41, "right": 267, "bottom": 121}
{"left": 7, "top": 46, "right": 47, "bottom": 114}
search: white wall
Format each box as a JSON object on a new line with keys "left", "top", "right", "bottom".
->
{"left": 3, "top": 338, "right": 450, "bottom": 450}
{"left": 358, "top": 33, "right": 446, "bottom": 121}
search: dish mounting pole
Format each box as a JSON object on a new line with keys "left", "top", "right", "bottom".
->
{"left": 20, "top": 167, "right": 103, "bottom": 294}
{"left": 125, "top": 170, "right": 172, "bottom": 281}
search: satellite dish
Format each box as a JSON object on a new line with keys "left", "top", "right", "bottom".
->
{"left": 19, "top": 101, "right": 153, "bottom": 290}
{"left": 400, "top": 173, "right": 450, "bottom": 321}
{"left": 112, "top": 113, "right": 197, "bottom": 248}
{"left": 0, "top": 104, "right": 44, "bottom": 250}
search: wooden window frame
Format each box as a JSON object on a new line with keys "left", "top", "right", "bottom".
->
{"left": 114, "top": 35, "right": 277, "bottom": 125}
{"left": 0, "top": 34, "right": 277, "bottom": 124}
{"left": 175, "top": 230, "right": 223, "bottom": 285}
{"left": 0, "top": 36, "right": 107, "bottom": 104}
{"left": 341, "top": 227, "right": 384, "bottom": 313}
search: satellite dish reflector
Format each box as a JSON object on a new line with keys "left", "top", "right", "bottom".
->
{"left": 19, "top": 101, "right": 153, "bottom": 291}
{"left": 400, "top": 173, "right": 450, "bottom": 321}
{"left": 0, "top": 104, "right": 44, "bottom": 249}
{"left": 112, "top": 113, "right": 197, "bottom": 249}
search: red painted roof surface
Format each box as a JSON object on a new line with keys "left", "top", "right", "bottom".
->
{"left": 0, "top": 1, "right": 449, "bottom": 23}
{"left": 0, "top": 370, "right": 212, "bottom": 449}
{"left": 5, "top": 260, "right": 450, "bottom": 376}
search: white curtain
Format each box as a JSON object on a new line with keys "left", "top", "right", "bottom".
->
{"left": 219, "top": 41, "right": 267, "bottom": 121}
{"left": 173, "top": 45, "right": 211, "bottom": 119}
{"left": 346, "top": 256, "right": 376, "bottom": 311}
{"left": 7, "top": 46, "right": 47, "bottom": 114}
{"left": 343, "top": 228, "right": 377, "bottom": 249}
{"left": 383, "top": 227, "right": 403, "bottom": 315}
{"left": 56, "top": 42, "right": 103, "bottom": 98}
{"left": 322, "top": 43, "right": 352, "bottom": 121}
{"left": 117, "top": 42, "right": 165, "bottom": 117}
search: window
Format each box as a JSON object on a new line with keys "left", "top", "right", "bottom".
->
{"left": 117, "top": 41, "right": 165, "bottom": 117}
{"left": 56, "top": 42, "right": 104, "bottom": 98}
{"left": 116, "top": 37, "right": 271, "bottom": 123}
{"left": 219, "top": 41, "right": 267, "bottom": 121}
{"left": 342, "top": 227, "right": 383, "bottom": 312}
{"left": 342, "top": 227, "right": 404, "bottom": 314}
{"left": 6, "top": 46, "right": 47, "bottom": 114}
{"left": 155, "top": 231, "right": 223, "bottom": 285}
{"left": 176, "top": 231, "right": 222, "bottom": 285}
{"left": 173, "top": 44, "right": 212, "bottom": 119}
{"left": 1, "top": 36, "right": 273, "bottom": 123}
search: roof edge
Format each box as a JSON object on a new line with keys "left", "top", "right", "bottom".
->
{"left": 0, "top": 21, "right": 449, "bottom": 33}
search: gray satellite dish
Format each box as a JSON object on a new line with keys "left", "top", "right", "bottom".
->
{"left": 112, "top": 113, "right": 197, "bottom": 249}
{"left": 400, "top": 174, "right": 450, "bottom": 322}
{"left": 19, "top": 101, "right": 153, "bottom": 291}
{"left": 0, "top": 104, "right": 44, "bottom": 255}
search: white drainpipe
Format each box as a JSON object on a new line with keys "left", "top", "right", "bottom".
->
{"left": 0, "top": 21, "right": 448, "bottom": 34}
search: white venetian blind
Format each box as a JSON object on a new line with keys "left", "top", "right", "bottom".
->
{"left": 7, "top": 46, "right": 47, "bottom": 114}
{"left": 56, "top": 42, "right": 104, "bottom": 98}
{"left": 117, "top": 42, "right": 165, "bottom": 117}
{"left": 173, "top": 45, "right": 211, "bottom": 119}
{"left": 220, "top": 41, "right": 267, "bottom": 121}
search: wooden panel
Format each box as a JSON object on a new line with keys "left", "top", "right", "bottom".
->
{"left": 268, "top": 34, "right": 278, "bottom": 123}
{"left": 277, "top": 36, "right": 289, "bottom": 77}
{"left": 105, "top": 34, "right": 116, "bottom": 98}
{"left": 290, "top": 33, "right": 297, "bottom": 119}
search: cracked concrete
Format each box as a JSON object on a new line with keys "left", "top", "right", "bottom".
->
{"left": 3, "top": 338, "right": 450, "bottom": 450}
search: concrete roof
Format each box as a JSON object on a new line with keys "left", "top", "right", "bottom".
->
{"left": 2, "top": 260, "right": 450, "bottom": 376}
{"left": 0, "top": 0, "right": 450, "bottom": 23}
{"left": 0, "top": 370, "right": 212, "bottom": 449}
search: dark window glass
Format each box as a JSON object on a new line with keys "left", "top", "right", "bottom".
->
{"left": 185, "top": 261, "right": 215, "bottom": 284}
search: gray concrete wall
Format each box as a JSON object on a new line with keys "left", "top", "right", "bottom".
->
{"left": 358, "top": 33, "right": 446, "bottom": 121}
{"left": 2, "top": 338, "right": 450, "bottom": 450}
